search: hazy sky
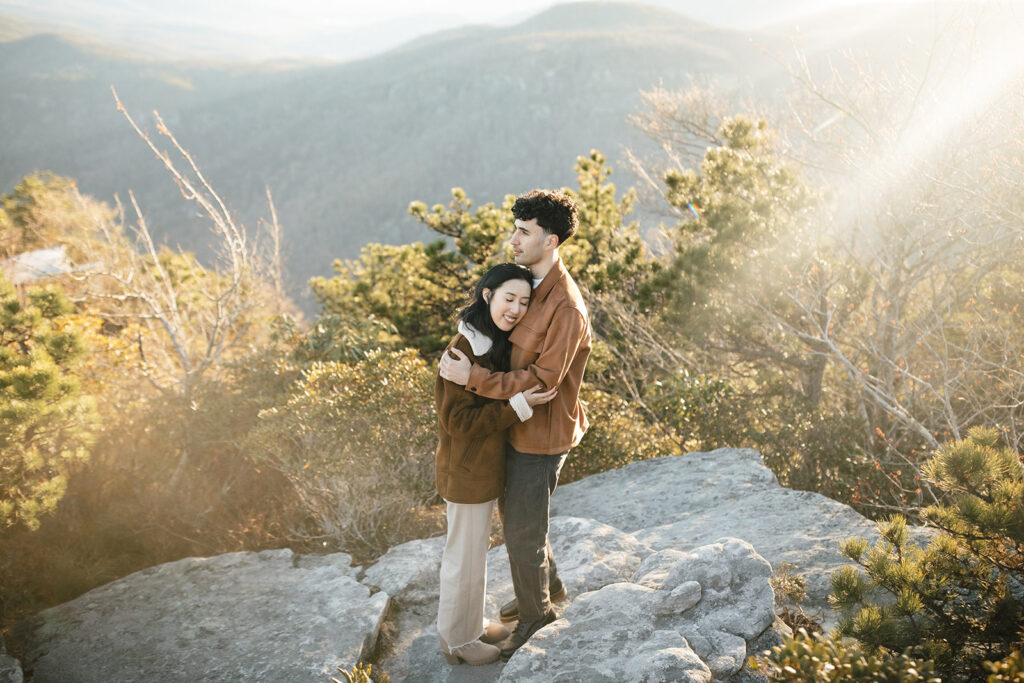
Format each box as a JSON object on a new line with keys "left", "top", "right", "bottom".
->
{"left": 0, "top": 0, "right": 555, "bottom": 60}
{"left": 0, "top": 0, "right": 550, "bottom": 32}
{"left": 1, "top": 0, "right": 949, "bottom": 32}
{"left": 0, "top": 0, "right": 993, "bottom": 62}
{"left": 274, "top": 0, "right": 550, "bottom": 27}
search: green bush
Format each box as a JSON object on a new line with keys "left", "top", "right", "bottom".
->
{"left": 645, "top": 369, "right": 738, "bottom": 450}
{"left": 645, "top": 369, "right": 877, "bottom": 508}
{"left": 751, "top": 628, "right": 940, "bottom": 681}
{"left": 754, "top": 396, "right": 877, "bottom": 510}
{"left": 246, "top": 349, "right": 437, "bottom": 557}
{"left": 561, "top": 386, "right": 677, "bottom": 483}
{"left": 288, "top": 313, "right": 400, "bottom": 364}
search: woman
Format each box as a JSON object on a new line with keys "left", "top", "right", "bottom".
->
{"left": 434, "top": 263, "right": 557, "bottom": 666}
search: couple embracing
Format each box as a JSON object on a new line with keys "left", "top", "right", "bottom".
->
{"left": 433, "top": 189, "right": 591, "bottom": 665}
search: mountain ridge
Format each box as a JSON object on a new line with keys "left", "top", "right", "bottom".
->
{"left": 2, "top": 2, "right": 767, "bottom": 308}
{"left": 1, "top": 0, "right": 993, "bottom": 309}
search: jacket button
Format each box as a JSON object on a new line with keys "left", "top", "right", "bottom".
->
{"left": 469, "top": 387, "right": 476, "bottom": 392}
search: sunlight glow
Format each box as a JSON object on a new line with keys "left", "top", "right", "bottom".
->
{"left": 831, "top": 10, "right": 1024, "bottom": 240}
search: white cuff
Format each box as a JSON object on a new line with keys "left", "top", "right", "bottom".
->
{"left": 509, "top": 392, "right": 533, "bottom": 422}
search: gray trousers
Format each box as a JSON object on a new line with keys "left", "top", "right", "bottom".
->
{"left": 499, "top": 444, "right": 567, "bottom": 622}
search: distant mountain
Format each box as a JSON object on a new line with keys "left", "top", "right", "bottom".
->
{"left": 0, "top": 2, "right": 776, "bottom": 308}
{"left": 0, "top": 0, "right": 477, "bottom": 62}
{"left": 0, "top": 0, "right": 896, "bottom": 62}
{"left": 0, "top": 0, "right": 998, "bottom": 309}
{"left": 0, "top": 11, "right": 36, "bottom": 40}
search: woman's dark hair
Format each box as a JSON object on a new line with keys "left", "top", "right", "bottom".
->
{"left": 458, "top": 263, "right": 533, "bottom": 371}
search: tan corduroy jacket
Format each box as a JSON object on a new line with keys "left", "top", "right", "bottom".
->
{"left": 465, "top": 258, "right": 591, "bottom": 455}
{"left": 434, "top": 333, "right": 520, "bottom": 503}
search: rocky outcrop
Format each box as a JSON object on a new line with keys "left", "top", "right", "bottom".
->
{"left": 0, "top": 633, "right": 23, "bottom": 683}
{"left": 370, "top": 523, "right": 786, "bottom": 682}
{"left": 551, "top": 448, "right": 880, "bottom": 628}
{"left": 375, "top": 448, "right": 876, "bottom": 681}
{"left": 377, "top": 516, "right": 655, "bottom": 682}
{"left": 500, "top": 538, "right": 780, "bottom": 682}
{"left": 17, "top": 448, "right": 882, "bottom": 682}
{"left": 20, "top": 549, "right": 388, "bottom": 683}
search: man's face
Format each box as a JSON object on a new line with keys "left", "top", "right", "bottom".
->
{"left": 510, "top": 218, "right": 553, "bottom": 267}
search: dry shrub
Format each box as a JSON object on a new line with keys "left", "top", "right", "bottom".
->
{"left": 246, "top": 349, "right": 438, "bottom": 558}
{"left": 0, "top": 344, "right": 301, "bottom": 639}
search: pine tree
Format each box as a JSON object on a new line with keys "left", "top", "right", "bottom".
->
{"left": 310, "top": 153, "right": 650, "bottom": 358}
{"left": 560, "top": 150, "right": 650, "bottom": 296}
{"left": 830, "top": 427, "right": 1024, "bottom": 678}
{"left": 0, "top": 273, "right": 98, "bottom": 530}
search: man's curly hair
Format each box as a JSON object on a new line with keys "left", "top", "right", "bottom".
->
{"left": 511, "top": 190, "right": 579, "bottom": 245}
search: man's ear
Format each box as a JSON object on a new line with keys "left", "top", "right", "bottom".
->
{"left": 545, "top": 232, "right": 559, "bottom": 250}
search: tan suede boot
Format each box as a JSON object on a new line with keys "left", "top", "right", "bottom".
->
{"left": 480, "top": 620, "right": 511, "bottom": 644}
{"left": 439, "top": 636, "right": 500, "bottom": 666}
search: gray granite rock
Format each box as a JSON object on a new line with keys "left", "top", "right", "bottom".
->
{"left": 19, "top": 447, "right": 890, "bottom": 682}
{"left": 498, "top": 538, "right": 775, "bottom": 682}
{"left": 376, "top": 516, "right": 650, "bottom": 682}
{"left": 482, "top": 515, "right": 651, "bottom": 618}
{"left": 0, "top": 657, "right": 21, "bottom": 683}
{"left": 362, "top": 535, "right": 447, "bottom": 606}
{"left": 552, "top": 448, "right": 880, "bottom": 628}
{"left": 21, "top": 549, "right": 387, "bottom": 683}
{"left": 0, "top": 633, "right": 23, "bottom": 683}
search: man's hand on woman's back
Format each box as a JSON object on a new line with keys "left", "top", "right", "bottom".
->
{"left": 440, "top": 348, "right": 472, "bottom": 385}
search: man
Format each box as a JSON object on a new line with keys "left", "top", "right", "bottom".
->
{"left": 439, "top": 189, "right": 591, "bottom": 660}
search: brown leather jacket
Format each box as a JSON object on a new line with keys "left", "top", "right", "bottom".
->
{"left": 464, "top": 258, "right": 591, "bottom": 455}
{"left": 434, "top": 333, "right": 519, "bottom": 503}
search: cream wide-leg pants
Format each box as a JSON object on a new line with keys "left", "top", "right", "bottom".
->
{"left": 436, "top": 498, "right": 495, "bottom": 650}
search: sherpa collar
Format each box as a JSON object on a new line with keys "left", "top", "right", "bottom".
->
{"left": 458, "top": 320, "right": 493, "bottom": 356}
